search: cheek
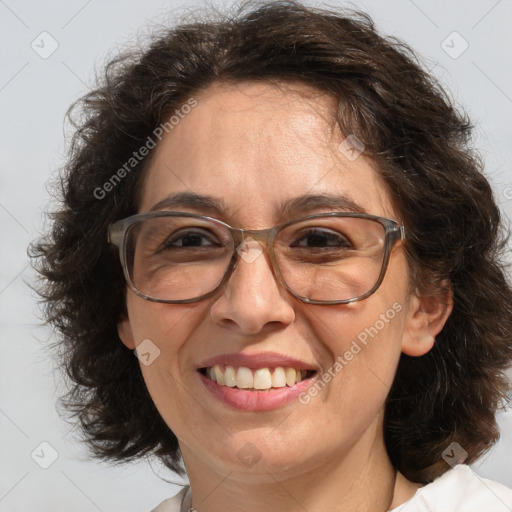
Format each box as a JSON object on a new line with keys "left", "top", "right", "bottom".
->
{"left": 123, "top": 299, "right": 208, "bottom": 435}
{"left": 125, "top": 295, "right": 199, "bottom": 351}
{"left": 123, "top": 297, "right": 202, "bottom": 391}
{"left": 300, "top": 270, "right": 408, "bottom": 422}
{"left": 308, "top": 292, "right": 405, "bottom": 360}
{"left": 312, "top": 301, "right": 405, "bottom": 391}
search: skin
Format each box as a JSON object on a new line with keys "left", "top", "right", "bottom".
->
{"left": 118, "top": 80, "right": 453, "bottom": 512}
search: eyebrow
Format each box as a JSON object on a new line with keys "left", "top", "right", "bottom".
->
{"left": 148, "top": 191, "right": 367, "bottom": 218}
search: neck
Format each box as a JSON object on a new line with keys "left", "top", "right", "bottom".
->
{"left": 179, "top": 420, "right": 420, "bottom": 512}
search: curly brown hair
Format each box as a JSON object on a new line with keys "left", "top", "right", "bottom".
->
{"left": 31, "top": 0, "right": 512, "bottom": 483}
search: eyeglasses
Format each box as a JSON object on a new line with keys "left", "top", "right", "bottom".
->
{"left": 108, "top": 211, "right": 405, "bottom": 305}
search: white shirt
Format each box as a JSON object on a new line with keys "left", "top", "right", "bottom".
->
{"left": 151, "top": 465, "right": 512, "bottom": 512}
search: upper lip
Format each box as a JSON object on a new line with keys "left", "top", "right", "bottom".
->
{"left": 198, "top": 351, "right": 319, "bottom": 371}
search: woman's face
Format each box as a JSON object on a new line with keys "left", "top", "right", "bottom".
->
{"left": 118, "top": 80, "right": 432, "bottom": 480}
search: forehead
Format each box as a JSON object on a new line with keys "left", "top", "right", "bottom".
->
{"left": 139, "top": 80, "right": 397, "bottom": 226}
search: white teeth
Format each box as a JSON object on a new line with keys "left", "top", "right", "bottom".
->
{"left": 253, "top": 368, "right": 272, "bottom": 389}
{"left": 271, "top": 367, "right": 287, "bottom": 388}
{"left": 285, "top": 368, "right": 296, "bottom": 387}
{"left": 204, "top": 365, "right": 310, "bottom": 389}
{"left": 224, "top": 366, "right": 237, "bottom": 387}
{"left": 214, "top": 366, "right": 225, "bottom": 386}
{"left": 236, "top": 367, "right": 253, "bottom": 389}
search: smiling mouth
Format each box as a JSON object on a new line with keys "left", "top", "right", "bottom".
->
{"left": 199, "top": 365, "right": 317, "bottom": 391}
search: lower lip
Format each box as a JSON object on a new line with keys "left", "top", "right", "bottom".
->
{"left": 198, "top": 370, "right": 317, "bottom": 411}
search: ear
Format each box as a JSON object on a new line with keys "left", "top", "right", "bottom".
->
{"left": 117, "top": 313, "right": 136, "bottom": 350}
{"left": 401, "top": 282, "right": 453, "bottom": 357}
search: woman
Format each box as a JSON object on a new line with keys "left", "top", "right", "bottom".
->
{"left": 32, "top": 1, "right": 512, "bottom": 511}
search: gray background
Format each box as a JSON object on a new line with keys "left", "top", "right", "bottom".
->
{"left": 1, "top": 0, "right": 511, "bottom": 510}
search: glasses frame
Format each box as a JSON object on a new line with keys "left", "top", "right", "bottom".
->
{"left": 108, "top": 211, "right": 405, "bottom": 305}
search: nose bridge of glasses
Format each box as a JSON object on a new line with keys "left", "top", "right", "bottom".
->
{"left": 229, "top": 227, "right": 282, "bottom": 291}
{"left": 235, "top": 226, "right": 275, "bottom": 251}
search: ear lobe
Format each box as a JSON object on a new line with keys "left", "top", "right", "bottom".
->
{"left": 402, "top": 283, "right": 453, "bottom": 357}
{"left": 117, "top": 314, "right": 136, "bottom": 350}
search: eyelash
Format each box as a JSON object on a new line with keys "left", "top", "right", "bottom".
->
{"left": 161, "top": 228, "right": 351, "bottom": 250}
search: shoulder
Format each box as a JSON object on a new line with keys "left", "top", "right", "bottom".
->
{"left": 149, "top": 471, "right": 512, "bottom": 512}
{"left": 391, "top": 465, "right": 512, "bottom": 512}
{"left": 151, "top": 486, "right": 190, "bottom": 512}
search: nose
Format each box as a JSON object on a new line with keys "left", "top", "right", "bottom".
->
{"left": 209, "top": 238, "right": 296, "bottom": 334}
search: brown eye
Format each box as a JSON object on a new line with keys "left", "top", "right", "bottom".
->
{"left": 290, "top": 228, "right": 352, "bottom": 249}
{"left": 161, "top": 228, "right": 221, "bottom": 250}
